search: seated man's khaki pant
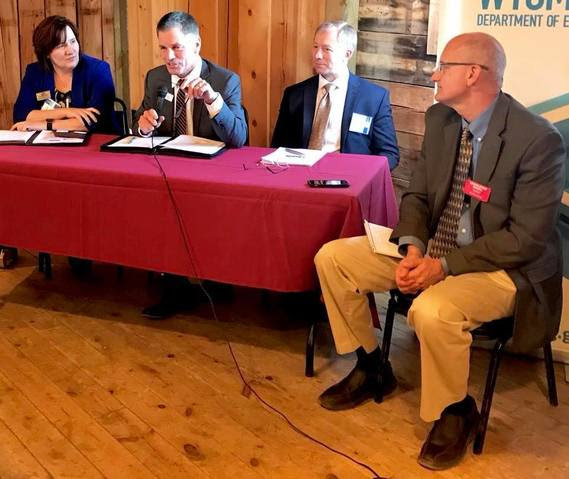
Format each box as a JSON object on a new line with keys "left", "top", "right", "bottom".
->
{"left": 314, "top": 236, "right": 516, "bottom": 422}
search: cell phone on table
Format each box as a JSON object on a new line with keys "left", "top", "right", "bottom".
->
{"left": 307, "top": 179, "right": 350, "bottom": 188}
{"left": 53, "top": 130, "right": 87, "bottom": 139}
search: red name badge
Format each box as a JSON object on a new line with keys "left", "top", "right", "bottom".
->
{"left": 463, "top": 179, "right": 492, "bottom": 202}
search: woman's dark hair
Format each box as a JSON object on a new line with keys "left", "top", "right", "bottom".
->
{"left": 33, "top": 16, "right": 80, "bottom": 71}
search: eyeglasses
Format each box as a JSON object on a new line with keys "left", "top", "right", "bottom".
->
{"left": 434, "top": 62, "right": 489, "bottom": 73}
{"left": 242, "top": 159, "right": 289, "bottom": 174}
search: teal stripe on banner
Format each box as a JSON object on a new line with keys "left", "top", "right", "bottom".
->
{"left": 528, "top": 93, "right": 569, "bottom": 115}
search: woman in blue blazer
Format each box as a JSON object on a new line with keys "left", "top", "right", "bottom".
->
{"left": 12, "top": 16, "right": 116, "bottom": 133}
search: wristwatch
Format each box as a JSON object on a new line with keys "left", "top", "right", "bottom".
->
{"left": 46, "top": 119, "right": 54, "bottom": 131}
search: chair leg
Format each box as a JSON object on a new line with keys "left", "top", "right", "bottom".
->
{"left": 305, "top": 321, "right": 318, "bottom": 377}
{"left": 367, "top": 293, "right": 381, "bottom": 330}
{"left": 474, "top": 338, "right": 506, "bottom": 455}
{"left": 381, "top": 298, "right": 396, "bottom": 366}
{"left": 38, "top": 253, "right": 52, "bottom": 279}
{"left": 543, "top": 342, "right": 559, "bottom": 407}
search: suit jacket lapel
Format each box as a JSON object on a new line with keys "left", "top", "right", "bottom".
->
{"left": 302, "top": 76, "right": 319, "bottom": 147}
{"left": 471, "top": 92, "right": 508, "bottom": 212}
{"left": 433, "top": 117, "right": 462, "bottom": 218}
{"left": 340, "top": 74, "right": 359, "bottom": 150}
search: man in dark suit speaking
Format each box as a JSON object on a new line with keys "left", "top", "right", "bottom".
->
{"left": 314, "top": 32, "right": 565, "bottom": 469}
{"left": 133, "top": 11, "right": 247, "bottom": 147}
{"left": 271, "top": 21, "right": 399, "bottom": 169}
{"left": 135, "top": 11, "right": 246, "bottom": 320}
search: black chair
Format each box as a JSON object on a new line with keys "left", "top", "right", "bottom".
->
{"left": 114, "top": 97, "right": 130, "bottom": 135}
{"left": 38, "top": 252, "right": 52, "bottom": 279}
{"left": 242, "top": 104, "right": 250, "bottom": 146}
{"left": 306, "top": 289, "right": 559, "bottom": 453}
{"left": 380, "top": 289, "right": 558, "bottom": 454}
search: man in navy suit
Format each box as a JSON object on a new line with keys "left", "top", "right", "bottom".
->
{"left": 271, "top": 21, "right": 399, "bottom": 170}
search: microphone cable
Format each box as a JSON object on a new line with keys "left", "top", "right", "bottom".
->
{"left": 148, "top": 114, "right": 387, "bottom": 479}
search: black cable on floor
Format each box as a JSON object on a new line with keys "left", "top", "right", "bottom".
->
{"left": 149, "top": 134, "right": 387, "bottom": 479}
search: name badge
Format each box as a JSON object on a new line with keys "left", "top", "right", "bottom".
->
{"left": 349, "top": 113, "right": 372, "bottom": 135}
{"left": 40, "top": 98, "right": 59, "bottom": 111}
{"left": 165, "top": 92, "right": 174, "bottom": 103}
{"left": 463, "top": 179, "right": 492, "bottom": 202}
{"left": 36, "top": 90, "right": 51, "bottom": 101}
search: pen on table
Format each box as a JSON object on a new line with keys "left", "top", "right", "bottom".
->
{"left": 285, "top": 148, "right": 305, "bottom": 157}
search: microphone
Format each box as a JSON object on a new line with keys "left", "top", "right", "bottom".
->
{"left": 156, "top": 86, "right": 168, "bottom": 117}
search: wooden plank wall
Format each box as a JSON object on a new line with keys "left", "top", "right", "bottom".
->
{"left": 229, "top": 0, "right": 327, "bottom": 147}
{"left": 0, "top": 1, "right": 20, "bottom": 130}
{"left": 357, "top": 0, "right": 436, "bottom": 189}
{"left": 0, "top": 0, "right": 124, "bottom": 130}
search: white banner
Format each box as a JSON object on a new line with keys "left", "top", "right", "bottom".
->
{"left": 437, "top": 0, "right": 569, "bottom": 364}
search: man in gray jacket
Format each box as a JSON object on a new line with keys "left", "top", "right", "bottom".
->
{"left": 315, "top": 32, "right": 565, "bottom": 470}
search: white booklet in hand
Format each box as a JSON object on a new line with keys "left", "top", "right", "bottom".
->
{"left": 364, "top": 220, "right": 402, "bottom": 258}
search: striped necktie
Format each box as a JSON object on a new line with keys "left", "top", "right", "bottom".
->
{"left": 175, "top": 79, "right": 187, "bottom": 136}
{"left": 429, "top": 128, "right": 473, "bottom": 259}
{"left": 308, "top": 83, "right": 333, "bottom": 150}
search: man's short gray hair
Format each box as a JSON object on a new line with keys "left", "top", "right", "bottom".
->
{"left": 157, "top": 11, "right": 199, "bottom": 36}
{"left": 315, "top": 21, "right": 357, "bottom": 53}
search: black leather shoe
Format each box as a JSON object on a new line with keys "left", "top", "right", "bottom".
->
{"left": 418, "top": 395, "right": 480, "bottom": 470}
{"left": 318, "top": 361, "right": 397, "bottom": 411}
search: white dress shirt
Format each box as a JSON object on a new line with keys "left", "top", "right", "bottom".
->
{"left": 172, "top": 58, "right": 225, "bottom": 134}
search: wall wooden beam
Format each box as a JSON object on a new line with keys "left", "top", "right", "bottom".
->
{"left": 46, "top": 0, "right": 78, "bottom": 24}
{"left": 0, "top": 0, "right": 20, "bottom": 128}
{"left": 190, "top": 0, "right": 228, "bottom": 67}
{"left": 18, "top": 0, "right": 45, "bottom": 78}
{"left": 78, "top": 0, "right": 103, "bottom": 58}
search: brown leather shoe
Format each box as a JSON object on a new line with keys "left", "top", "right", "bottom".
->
{"left": 418, "top": 395, "right": 480, "bottom": 470}
{"left": 318, "top": 361, "right": 397, "bottom": 411}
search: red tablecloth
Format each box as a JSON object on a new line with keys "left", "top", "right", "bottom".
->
{"left": 0, "top": 135, "right": 398, "bottom": 291}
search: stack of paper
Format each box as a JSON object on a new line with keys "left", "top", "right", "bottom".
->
{"left": 364, "top": 220, "right": 402, "bottom": 258}
{"left": 31, "top": 130, "right": 85, "bottom": 144}
{"left": 261, "top": 147, "right": 326, "bottom": 167}
{"left": 109, "top": 135, "right": 171, "bottom": 148}
{"left": 0, "top": 130, "right": 36, "bottom": 144}
{"left": 161, "top": 135, "right": 225, "bottom": 155}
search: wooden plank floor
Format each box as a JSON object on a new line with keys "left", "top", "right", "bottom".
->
{"left": 0, "top": 252, "right": 567, "bottom": 479}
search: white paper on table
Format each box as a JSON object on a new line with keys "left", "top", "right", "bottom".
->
{"left": 0, "top": 130, "right": 36, "bottom": 143}
{"left": 160, "top": 135, "right": 225, "bottom": 155}
{"left": 109, "top": 135, "right": 171, "bottom": 148}
{"left": 31, "top": 130, "right": 84, "bottom": 144}
{"left": 364, "top": 220, "right": 403, "bottom": 259}
{"left": 261, "top": 147, "right": 325, "bottom": 167}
